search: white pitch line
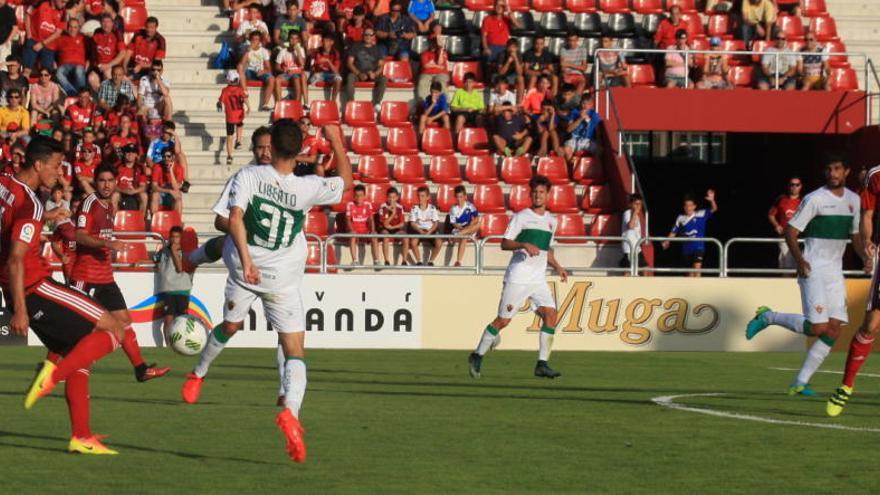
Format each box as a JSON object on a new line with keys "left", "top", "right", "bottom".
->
{"left": 652, "top": 393, "right": 880, "bottom": 433}
{"left": 768, "top": 367, "right": 880, "bottom": 379}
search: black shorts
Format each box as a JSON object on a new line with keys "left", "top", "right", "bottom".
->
{"left": 683, "top": 251, "right": 705, "bottom": 266}
{"left": 452, "top": 111, "right": 481, "bottom": 126}
{"left": 20, "top": 278, "right": 106, "bottom": 355}
{"left": 226, "top": 122, "right": 243, "bottom": 136}
{"left": 161, "top": 292, "right": 190, "bottom": 317}
{"left": 70, "top": 280, "right": 127, "bottom": 312}
{"left": 380, "top": 228, "right": 402, "bottom": 235}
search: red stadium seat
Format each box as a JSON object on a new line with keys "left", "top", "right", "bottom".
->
{"left": 680, "top": 12, "right": 704, "bottom": 37}
{"left": 533, "top": 0, "right": 563, "bottom": 12}
{"left": 473, "top": 184, "right": 505, "bottom": 213}
{"left": 632, "top": 0, "right": 662, "bottom": 14}
{"left": 507, "top": 0, "right": 530, "bottom": 11}
{"left": 422, "top": 127, "right": 455, "bottom": 155}
{"left": 598, "top": 0, "right": 629, "bottom": 13}
{"left": 536, "top": 156, "right": 569, "bottom": 185}
{"left": 383, "top": 61, "right": 415, "bottom": 88}
{"left": 435, "top": 184, "right": 457, "bottom": 212}
{"left": 344, "top": 101, "right": 377, "bottom": 127}
{"left": 823, "top": 40, "right": 849, "bottom": 68}
{"left": 365, "top": 183, "right": 392, "bottom": 210}
{"left": 572, "top": 156, "right": 604, "bottom": 185}
{"left": 748, "top": 39, "right": 770, "bottom": 62}
{"left": 590, "top": 213, "right": 622, "bottom": 238}
{"left": 114, "top": 210, "right": 146, "bottom": 233}
{"left": 479, "top": 213, "right": 510, "bottom": 241}
{"left": 331, "top": 188, "right": 355, "bottom": 213}
{"left": 151, "top": 211, "right": 182, "bottom": 239}
{"left": 451, "top": 62, "right": 484, "bottom": 88}
{"left": 464, "top": 155, "right": 498, "bottom": 184}
{"left": 803, "top": 0, "right": 826, "bottom": 16}
{"left": 729, "top": 65, "right": 754, "bottom": 87}
{"left": 120, "top": 6, "right": 147, "bottom": 33}
{"left": 429, "top": 155, "right": 462, "bottom": 184}
{"left": 230, "top": 7, "right": 249, "bottom": 30}
{"left": 555, "top": 213, "right": 587, "bottom": 243}
{"left": 304, "top": 210, "right": 329, "bottom": 239}
{"left": 114, "top": 242, "right": 150, "bottom": 267}
{"left": 393, "top": 155, "right": 426, "bottom": 183}
{"left": 310, "top": 100, "right": 340, "bottom": 125}
{"left": 457, "top": 128, "right": 490, "bottom": 156}
{"left": 718, "top": 39, "right": 747, "bottom": 65}
{"left": 666, "top": 0, "right": 697, "bottom": 12}
{"left": 809, "top": 15, "right": 837, "bottom": 41}
{"left": 380, "top": 101, "right": 411, "bottom": 127}
{"left": 829, "top": 67, "right": 858, "bottom": 91}
{"left": 582, "top": 184, "right": 613, "bottom": 213}
{"left": 357, "top": 154, "right": 390, "bottom": 183}
{"left": 350, "top": 126, "right": 383, "bottom": 155}
{"left": 508, "top": 184, "right": 532, "bottom": 212}
{"left": 465, "top": 0, "right": 494, "bottom": 10}
{"left": 565, "top": 0, "right": 597, "bottom": 13}
{"left": 387, "top": 127, "right": 419, "bottom": 155}
{"left": 785, "top": 39, "right": 806, "bottom": 53}
{"left": 707, "top": 14, "right": 731, "bottom": 38}
{"left": 500, "top": 156, "right": 532, "bottom": 184}
{"left": 306, "top": 243, "right": 324, "bottom": 273}
{"left": 272, "top": 100, "right": 304, "bottom": 122}
{"left": 398, "top": 183, "right": 427, "bottom": 211}
{"left": 628, "top": 64, "right": 656, "bottom": 87}
{"left": 547, "top": 184, "right": 579, "bottom": 213}
{"left": 776, "top": 14, "right": 804, "bottom": 40}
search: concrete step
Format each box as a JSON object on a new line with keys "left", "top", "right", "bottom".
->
{"left": 831, "top": 16, "right": 880, "bottom": 42}
{"left": 147, "top": 7, "right": 228, "bottom": 32}
{"left": 148, "top": 0, "right": 217, "bottom": 8}
{"left": 161, "top": 31, "right": 231, "bottom": 59}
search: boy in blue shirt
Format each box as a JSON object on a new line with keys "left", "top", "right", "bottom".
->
{"left": 447, "top": 185, "right": 480, "bottom": 266}
{"left": 562, "top": 93, "right": 601, "bottom": 164}
{"left": 418, "top": 81, "right": 451, "bottom": 135}
{"left": 662, "top": 189, "right": 718, "bottom": 277}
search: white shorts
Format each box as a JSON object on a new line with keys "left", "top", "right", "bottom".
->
{"left": 223, "top": 277, "right": 305, "bottom": 333}
{"left": 497, "top": 282, "right": 555, "bottom": 319}
{"left": 798, "top": 269, "right": 847, "bottom": 324}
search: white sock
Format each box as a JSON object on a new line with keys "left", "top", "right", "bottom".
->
{"left": 283, "top": 358, "right": 307, "bottom": 417}
{"left": 475, "top": 325, "right": 498, "bottom": 356}
{"left": 276, "top": 345, "right": 285, "bottom": 397}
{"left": 795, "top": 339, "right": 832, "bottom": 386}
{"left": 763, "top": 311, "right": 808, "bottom": 334}
{"left": 193, "top": 327, "right": 228, "bottom": 378}
{"left": 538, "top": 327, "right": 555, "bottom": 362}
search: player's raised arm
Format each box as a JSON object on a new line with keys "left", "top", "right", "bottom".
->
{"left": 7, "top": 239, "right": 29, "bottom": 335}
{"left": 321, "top": 124, "right": 353, "bottom": 191}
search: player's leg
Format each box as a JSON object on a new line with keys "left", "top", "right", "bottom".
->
{"left": 746, "top": 275, "right": 822, "bottom": 340}
{"left": 533, "top": 284, "right": 561, "bottom": 378}
{"left": 187, "top": 235, "right": 227, "bottom": 267}
{"left": 63, "top": 366, "right": 116, "bottom": 454}
{"left": 98, "top": 282, "right": 169, "bottom": 382}
{"left": 791, "top": 272, "right": 844, "bottom": 395}
{"left": 268, "top": 289, "right": 308, "bottom": 462}
{"left": 469, "top": 283, "right": 524, "bottom": 378}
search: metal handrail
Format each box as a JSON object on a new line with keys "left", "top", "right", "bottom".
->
{"left": 324, "top": 233, "right": 480, "bottom": 272}
{"left": 479, "top": 235, "right": 634, "bottom": 274}
{"left": 724, "top": 237, "right": 870, "bottom": 277}
{"left": 634, "top": 236, "right": 725, "bottom": 275}
{"left": 605, "top": 89, "right": 650, "bottom": 241}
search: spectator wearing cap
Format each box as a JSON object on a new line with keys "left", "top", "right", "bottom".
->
{"left": 238, "top": 31, "right": 275, "bottom": 112}
{"left": 408, "top": 0, "right": 435, "bottom": 34}
{"left": 273, "top": 1, "right": 309, "bottom": 48}
{"left": 97, "top": 65, "right": 135, "bottom": 112}
{"left": 654, "top": 6, "right": 686, "bottom": 50}
{"left": 29, "top": 67, "right": 63, "bottom": 125}
{"left": 218, "top": 70, "right": 248, "bottom": 165}
{"left": 127, "top": 16, "right": 167, "bottom": 81}
{"left": 235, "top": 5, "right": 270, "bottom": 48}
{"left": 418, "top": 81, "right": 451, "bottom": 135}
{"left": 87, "top": 14, "right": 127, "bottom": 91}
{"left": 417, "top": 36, "right": 449, "bottom": 100}
{"left": 741, "top": 0, "right": 777, "bottom": 45}
{"left": 698, "top": 37, "right": 730, "bottom": 89}
{"left": 757, "top": 34, "right": 798, "bottom": 90}
{"left": 345, "top": 28, "right": 387, "bottom": 110}
{"left": 481, "top": 0, "right": 520, "bottom": 65}
{"left": 375, "top": 0, "right": 416, "bottom": 61}
{"left": 496, "top": 39, "right": 525, "bottom": 103}
{"left": 664, "top": 29, "right": 697, "bottom": 88}
{"left": 309, "top": 36, "right": 343, "bottom": 101}
{"left": 0, "top": 56, "right": 29, "bottom": 106}
{"left": 450, "top": 72, "right": 485, "bottom": 136}
{"left": 0, "top": 0, "right": 17, "bottom": 64}
{"left": 151, "top": 146, "right": 187, "bottom": 216}
{"left": 492, "top": 103, "right": 530, "bottom": 157}
{"left": 0, "top": 88, "right": 28, "bottom": 137}
{"left": 55, "top": 18, "right": 89, "bottom": 98}
{"left": 22, "top": 0, "right": 66, "bottom": 77}
{"left": 559, "top": 31, "right": 589, "bottom": 95}
{"left": 798, "top": 33, "right": 830, "bottom": 92}
{"left": 114, "top": 143, "right": 148, "bottom": 214}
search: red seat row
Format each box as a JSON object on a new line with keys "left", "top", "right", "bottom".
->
{"left": 628, "top": 64, "right": 859, "bottom": 90}
{"left": 350, "top": 126, "right": 493, "bottom": 156}
{"left": 114, "top": 210, "right": 182, "bottom": 239}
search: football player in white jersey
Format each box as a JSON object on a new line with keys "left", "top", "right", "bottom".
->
{"left": 182, "top": 121, "right": 352, "bottom": 463}
{"left": 746, "top": 157, "right": 866, "bottom": 397}
{"left": 469, "top": 175, "right": 569, "bottom": 379}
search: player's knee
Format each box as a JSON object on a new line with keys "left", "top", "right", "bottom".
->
{"left": 826, "top": 324, "right": 842, "bottom": 340}
{"left": 222, "top": 321, "right": 242, "bottom": 338}
{"left": 492, "top": 318, "right": 511, "bottom": 330}
{"left": 542, "top": 309, "right": 558, "bottom": 327}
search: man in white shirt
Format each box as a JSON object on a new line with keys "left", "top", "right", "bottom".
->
{"left": 407, "top": 185, "right": 442, "bottom": 265}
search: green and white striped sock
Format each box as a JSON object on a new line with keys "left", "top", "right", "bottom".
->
{"left": 476, "top": 325, "right": 499, "bottom": 356}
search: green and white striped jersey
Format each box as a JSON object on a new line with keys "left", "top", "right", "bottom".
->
{"left": 788, "top": 186, "right": 860, "bottom": 272}
{"left": 503, "top": 208, "right": 557, "bottom": 284}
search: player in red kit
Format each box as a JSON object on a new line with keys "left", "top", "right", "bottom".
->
{"left": 11, "top": 137, "right": 128, "bottom": 454}
{"left": 827, "top": 164, "right": 880, "bottom": 416}
{"left": 217, "top": 70, "right": 248, "bottom": 165}
{"left": 71, "top": 163, "right": 170, "bottom": 383}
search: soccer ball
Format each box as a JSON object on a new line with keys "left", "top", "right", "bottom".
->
{"left": 169, "top": 316, "right": 208, "bottom": 356}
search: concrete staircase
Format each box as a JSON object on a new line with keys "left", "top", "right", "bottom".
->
{"left": 827, "top": 0, "right": 880, "bottom": 120}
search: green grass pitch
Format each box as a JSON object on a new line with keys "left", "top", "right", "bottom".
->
{"left": 1, "top": 347, "right": 879, "bottom": 494}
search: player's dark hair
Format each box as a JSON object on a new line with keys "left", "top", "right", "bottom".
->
{"left": 529, "top": 175, "right": 551, "bottom": 191}
{"left": 682, "top": 194, "right": 696, "bottom": 204}
{"left": 170, "top": 225, "right": 184, "bottom": 235}
{"left": 430, "top": 81, "right": 443, "bottom": 92}
{"left": 387, "top": 187, "right": 399, "bottom": 196}
{"left": 825, "top": 153, "right": 848, "bottom": 168}
{"left": 51, "top": 183, "right": 64, "bottom": 193}
{"left": 251, "top": 126, "right": 271, "bottom": 147}
{"left": 146, "top": 16, "right": 159, "bottom": 25}
{"left": 163, "top": 120, "right": 175, "bottom": 131}
{"left": 95, "top": 163, "right": 117, "bottom": 178}
{"left": 454, "top": 185, "right": 466, "bottom": 195}
{"left": 270, "top": 119, "right": 304, "bottom": 159}
{"left": 464, "top": 72, "right": 476, "bottom": 82}
{"left": 417, "top": 186, "right": 430, "bottom": 194}
{"left": 629, "top": 193, "right": 643, "bottom": 202}
{"left": 23, "top": 136, "right": 63, "bottom": 170}
{"left": 354, "top": 184, "right": 366, "bottom": 193}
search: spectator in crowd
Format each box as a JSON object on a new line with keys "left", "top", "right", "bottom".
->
{"left": 375, "top": 0, "right": 416, "bottom": 60}
{"left": 408, "top": 185, "right": 442, "bottom": 266}
{"left": 799, "top": 32, "right": 830, "bottom": 91}
{"left": 0, "top": 142, "right": 24, "bottom": 176}
{"left": 74, "top": 145, "right": 99, "bottom": 195}
{"left": 450, "top": 72, "right": 485, "bottom": 136}
{"left": 22, "top": 0, "right": 67, "bottom": 77}
{"left": 127, "top": 16, "right": 167, "bottom": 81}
{"left": 275, "top": 31, "right": 308, "bottom": 106}
{"left": 97, "top": 65, "right": 136, "bottom": 112}
{"left": 497, "top": 39, "right": 525, "bottom": 102}
{"left": 448, "top": 185, "right": 479, "bottom": 267}
{"left": 562, "top": 93, "right": 600, "bottom": 163}
{"left": 0, "top": 0, "right": 16, "bottom": 64}
{"left": 107, "top": 114, "right": 140, "bottom": 163}
{"left": 147, "top": 120, "right": 178, "bottom": 167}
{"left": 408, "top": 0, "right": 435, "bottom": 34}
{"left": 343, "top": 5, "right": 371, "bottom": 43}
{"left": 155, "top": 226, "right": 194, "bottom": 344}
{"left": 218, "top": 70, "right": 248, "bottom": 165}
{"left": 273, "top": 1, "right": 308, "bottom": 48}
{"left": 620, "top": 193, "right": 646, "bottom": 273}
{"left": 238, "top": 31, "right": 275, "bottom": 111}
{"left": 55, "top": 18, "right": 88, "bottom": 98}
{"left": 417, "top": 37, "right": 449, "bottom": 100}
{"left": 139, "top": 59, "right": 173, "bottom": 120}
{"left": 0, "top": 88, "right": 28, "bottom": 139}
{"left": 481, "top": 0, "right": 519, "bottom": 65}
{"left": 151, "top": 147, "right": 187, "bottom": 216}
{"left": 105, "top": 94, "right": 138, "bottom": 134}
{"left": 44, "top": 183, "right": 71, "bottom": 228}
{"left": 706, "top": 0, "right": 733, "bottom": 13}
{"left": 559, "top": 31, "right": 589, "bottom": 95}
{"left": 0, "top": 56, "right": 28, "bottom": 105}
{"left": 697, "top": 37, "right": 731, "bottom": 89}
{"left": 87, "top": 14, "right": 127, "bottom": 92}
{"left": 534, "top": 99, "right": 561, "bottom": 157}
{"left": 114, "top": 144, "right": 148, "bottom": 213}
{"left": 346, "top": 184, "right": 381, "bottom": 266}
{"left": 50, "top": 198, "right": 78, "bottom": 281}
{"left": 768, "top": 176, "right": 802, "bottom": 269}
{"left": 662, "top": 189, "right": 718, "bottom": 278}
{"left": 740, "top": 0, "right": 777, "bottom": 45}
{"left": 523, "top": 36, "right": 559, "bottom": 95}
{"left": 295, "top": 117, "right": 327, "bottom": 176}
{"left": 492, "top": 103, "right": 531, "bottom": 157}
{"left": 654, "top": 5, "right": 686, "bottom": 49}
{"left": 235, "top": 5, "right": 270, "bottom": 47}
{"left": 29, "top": 68, "right": 63, "bottom": 125}
{"left": 302, "top": 0, "right": 334, "bottom": 33}
{"left": 595, "top": 36, "right": 630, "bottom": 88}
{"left": 554, "top": 83, "right": 580, "bottom": 119}
{"left": 757, "top": 34, "right": 798, "bottom": 90}
{"left": 65, "top": 88, "right": 96, "bottom": 133}
{"left": 522, "top": 75, "right": 553, "bottom": 118}
{"left": 379, "top": 187, "right": 407, "bottom": 266}
{"left": 664, "top": 30, "right": 697, "bottom": 88}
{"left": 418, "top": 81, "right": 451, "bottom": 135}
{"left": 345, "top": 28, "right": 386, "bottom": 110}
{"left": 488, "top": 75, "right": 517, "bottom": 115}
{"left": 310, "top": 36, "right": 343, "bottom": 101}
